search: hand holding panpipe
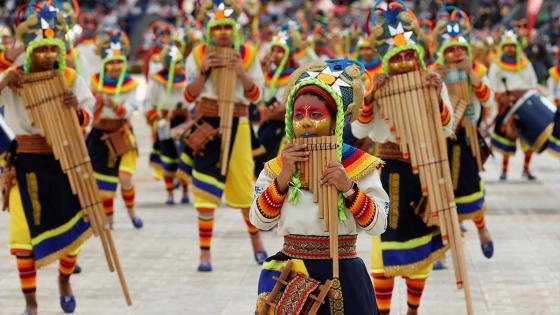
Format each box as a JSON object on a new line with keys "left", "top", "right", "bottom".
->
{"left": 376, "top": 70, "right": 473, "bottom": 314}
{"left": 18, "top": 70, "right": 132, "bottom": 306}
{"left": 293, "top": 135, "right": 340, "bottom": 278}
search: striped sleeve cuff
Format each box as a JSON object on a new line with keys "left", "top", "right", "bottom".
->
{"left": 77, "top": 108, "right": 90, "bottom": 128}
{"left": 0, "top": 52, "right": 12, "bottom": 71}
{"left": 256, "top": 179, "right": 286, "bottom": 220}
{"left": 244, "top": 84, "right": 260, "bottom": 102}
{"left": 114, "top": 104, "right": 127, "bottom": 117}
{"left": 473, "top": 83, "right": 490, "bottom": 103}
{"left": 347, "top": 189, "right": 377, "bottom": 228}
{"left": 358, "top": 102, "right": 374, "bottom": 124}
{"left": 440, "top": 102, "right": 451, "bottom": 127}
{"left": 184, "top": 86, "right": 197, "bottom": 102}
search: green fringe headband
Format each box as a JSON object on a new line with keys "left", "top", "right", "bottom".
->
{"left": 24, "top": 38, "right": 66, "bottom": 74}
{"left": 436, "top": 41, "right": 472, "bottom": 66}
{"left": 97, "top": 55, "right": 128, "bottom": 103}
{"left": 266, "top": 42, "right": 290, "bottom": 102}
{"left": 381, "top": 43, "right": 425, "bottom": 74}
{"left": 284, "top": 78, "right": 347, "bottom": 221}
{"left": 206, "top": 18, "right": 240, "bottom": 50}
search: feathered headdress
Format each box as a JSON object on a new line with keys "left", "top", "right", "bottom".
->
{"left": 94, "top": 27, "right": 130, "bottom": 98}
{"left": 15, "top": 3, "right": 67, "bottom": 73}
{"left": 367, "top": 0, "right": 424, "bottom": 73}
{"left": 78, "top": 12, "right": 97, "bottom": 38}
{"left": 197, "top": 0, "right": 241, "bottom": 49}
{"left": 282, "top": 58, "right": 366, "bottom": 218}
{"left": 433, "top": 6, "right": 472, "bottom": 65}
{"left": 173, "top": 17, "right": 202, "bottom": 54}
{"left": 0, "top": 25, "right": 13, "bottom": 50}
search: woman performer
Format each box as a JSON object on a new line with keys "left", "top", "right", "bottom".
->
{"left": 87, "top": 27, "right": 143, "bottom": 229}
{"left": 252, "top": 58, "right": 389, "bottom": 315}
{"left": 351, "top": 3, "right": 454, "bottom": 314}
{"left": 0, "top": 4, "right": 94, "bottom": 314}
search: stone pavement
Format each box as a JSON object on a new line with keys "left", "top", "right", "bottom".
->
{"left": 1, "top": 89, "right": 560, "bottom": 315}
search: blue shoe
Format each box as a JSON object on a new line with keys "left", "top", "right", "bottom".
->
{"left": 181, "top": 196, "right": 190, "bottom": 204}
{"left": 523, "top": 171, "right": 537, "bottom": 181}
{"left": 481, "top": 241, "right": 494, "bottom": 259}
{"left": 21, "top": 311, "right": 33, "bottom": 315}
{"left": 165, "top": 197, "right": 175, "bottom": 205}
{"left": 499, "top": 172, "right": 507, "bottom": 181}
{"left": 254, "top": 250, "right": 268, "bottom": 265}
{"left": 197, "top": 262, "right": 213, "bottom": 272}
{"left": 433, "top": 260, "right": 445, "bottom": 270}
{"left": 72, "top": 264, "right": 82, "bottom": 274}
{"left": 60, "top": 296, "right": 76, "bottom": 313}
{"left": 131, "top": 217, "right": 143, "bottom": 229}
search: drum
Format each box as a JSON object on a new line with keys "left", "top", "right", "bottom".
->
{"left": 504, "top": 90, "right": 555, "bottom": 153}
{"left": 0, "top": 114, "right": 14, "bottom": 153}
{"left": 548, "top": 107, "right": 560, "bottom": 156}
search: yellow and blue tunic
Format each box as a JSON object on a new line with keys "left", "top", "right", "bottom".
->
{"left": 1, "top": 66, "right": 95, "bottom": 267}
{"left": 183, "top": 43, "right": 264, "bottom": 210}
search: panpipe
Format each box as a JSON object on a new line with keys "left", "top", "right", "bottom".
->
{"left": 377, "top": 70, "right": 472, "bottom": 315}
{"left": 293, "top": 135, "right": 340, "bottom": 278}
{"left": 209, "top": 46, "right": 238, "bottom": 175}
{"left": 18, "top": 70, "right": 132, "bottom": 306}
{"left": 445, "top": 69, "right": 483, "bottom": 171}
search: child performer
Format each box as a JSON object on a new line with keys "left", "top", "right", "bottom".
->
{"left": 252, "top": 59, "right": 389, "bottom": 315}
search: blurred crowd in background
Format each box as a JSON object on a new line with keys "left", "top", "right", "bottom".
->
{"left": 1, "top": 0, "right": 559, "bottom": 82}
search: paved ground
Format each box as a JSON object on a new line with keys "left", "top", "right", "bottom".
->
{"left": 1, "top": 84, "right": 559, "bottom": 314}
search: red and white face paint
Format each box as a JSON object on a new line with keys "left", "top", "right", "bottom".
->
{"left": 388, "top": 49, "right": 419, "bottom": 74}
{"left": 292, "top": 94, "right": 334, "bottom": 138}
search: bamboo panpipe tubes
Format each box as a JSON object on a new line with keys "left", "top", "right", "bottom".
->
{"left": 210, "top": 46, "right": 237, "bottom": 176}
{"left": 293, "top": 136, "right": 340, "bottom": 277}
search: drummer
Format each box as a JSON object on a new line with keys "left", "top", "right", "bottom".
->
{"left": 351, "top": 3, "right": 454, "bottom": 314}
{"left": 488, "top": 25, "right": 539, "bottom": 180}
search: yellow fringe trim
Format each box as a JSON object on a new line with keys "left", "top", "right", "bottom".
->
{"left": 383, "top": 245, "right": 449, "bottom": 278}
{"left": 35, "top": 227, "right": 92, "bottom": 269}
{"left": 458, "top": 203, "right": 487, "bottom": 222}
{"left": 388, "top": 173, "right": 399, "bottom": 230}
{"left": 452, "top": 144, "right": 461, "bottom": 191}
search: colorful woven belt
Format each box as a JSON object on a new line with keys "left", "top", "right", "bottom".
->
{"left": 196, "top": 98, "right": 248, "bottom": 118}
{"left": 15, "top": 135, "right": 53, "bottom": 154}
{"left": 281, "top": 234, "right": 357, "bottom": 260}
